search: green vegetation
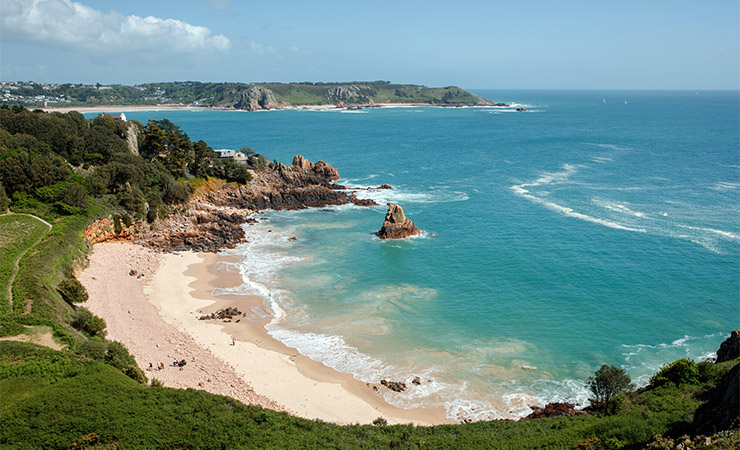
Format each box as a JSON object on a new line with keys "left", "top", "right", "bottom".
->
{"left": 1, "top": 341, "right": 737, "bottom": 449}
{"left": 0, "top": 214, "right": 49, "bottom": 312}
{"left": 1, "top": 106, "right": 736, "bottom": 449}
{"left": 588, "top": 364, "right": 635, "bottom": 415}
{"left": 6, "top": 81, "right": 495, "bottom": 108}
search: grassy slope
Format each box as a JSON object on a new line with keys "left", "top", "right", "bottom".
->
{"left": 0, "top": 214, "right": 49, "bottom": 312}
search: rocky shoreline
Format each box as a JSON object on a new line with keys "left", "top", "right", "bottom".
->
{"left": 85, "top": 155, "right": 379, "bottom": 253}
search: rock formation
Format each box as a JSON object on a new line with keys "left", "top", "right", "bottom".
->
{"left": 380, "top": 379, "right": 407, "bottom": 392}
{"left": 198, "top": 307, "right": 244, "bottom": 321}
{"left": 113, "top": 156, "right": 376, "bottom": 252}
{"left": 378, "top": 203, "right": 421, "bottom": 239}
{"left": 236, "top": 86, "right": 280, "bottom": 111}
{"left": 515, "top": 107, "right": 527, "bottom": 112}
{"left": 715, "top": 330, "right": 740, "bottom": 363}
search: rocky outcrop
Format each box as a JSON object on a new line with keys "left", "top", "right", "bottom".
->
{"left": 133, "top": 156, "right": 375, "bottom": 252}
{"left": 292, "top": 155, "right": 313, "bottom": 170}
{"left": 378, "top": 203, "right": 421, "bottom": 239}
{"left": 126, "top": 123, "right": 140, "bottom": 155}
{"left": 380, "top": 379, "right": 407, "bottom": 392}
{"left": 522, "top": 402, "right": 586, "bottom": 420}
{"left": 716, "top": 330, "right": 740, "bottom": 363}
{"left": 377, "top": 184, "right": 393, "bottom": 190}
{"left": 84, "top": 217, "right": 137, "bottom": 243}
{"left": 136, "top": 202, "right": 252, "bottom": 252}
{"left": 198, "top": 307, "right": 244, "bottom": 321}
{"left": 236, "top": 86, "right": 281, "bottom": 111}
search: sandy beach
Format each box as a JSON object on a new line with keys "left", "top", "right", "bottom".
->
{"left": 80, "top": 242, "right": 450, "bottom": 425}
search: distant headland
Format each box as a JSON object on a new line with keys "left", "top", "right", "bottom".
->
{"left": 1, "top": 80, "right": 507, "bottom": 111}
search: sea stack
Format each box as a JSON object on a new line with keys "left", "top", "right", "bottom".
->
{"left": 378, "top": 203, "right": 421, "bottom": 239}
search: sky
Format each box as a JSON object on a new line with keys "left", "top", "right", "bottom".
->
{"left": 0, "top": 0, "right": 738, "bottom": 89}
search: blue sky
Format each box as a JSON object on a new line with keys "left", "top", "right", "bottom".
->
{"left": 1, "top": 0, "right": 738, "bottom": 89}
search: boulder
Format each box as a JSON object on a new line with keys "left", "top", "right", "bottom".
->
{"left": 378, "top": 203, "right": 421, "bottom": 239}
{"left": 376, "top": 184, "right": 393, "bottom": 190}
{"left": 380, "top": 379, "right": 407, "bottom": 392}
{"left": 716, "top": 330, "right": 740, "bottom": 363}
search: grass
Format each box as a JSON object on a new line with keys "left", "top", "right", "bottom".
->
{"left": 0, "top": 214, "right": 50, "bottom": 313}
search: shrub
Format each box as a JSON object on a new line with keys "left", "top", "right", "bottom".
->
{"left": 372, "top": 417, "right": 388, "bottom": 427}
{"left": 113, "top": 215, "right": 122, "bottom": 234}
{"left": 650, "top": 358, "right": 700, "bottom": 387}
{"left": 120, "top": 213, "right": 132, "bottom": 228}
{"left": 151, "top": 378, "right": 164, "bottom": 387}
{"left": 696, "top": 360, "right": 723, "bottom": 383}
{"left": 77, "top": 339, "right": 107, "bottom": 360}
{"left": 71, "top": 308, "right": 106, "bottom": 337}
{"left": 57, "top": 277, "right": 88, "bottom": 304}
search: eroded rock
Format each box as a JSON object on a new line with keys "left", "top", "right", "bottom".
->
{"left": 378, "top": 203, "right": 421, "bottom": 239}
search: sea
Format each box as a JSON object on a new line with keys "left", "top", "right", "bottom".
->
{"left": 100, "top": 90, "right": 740, "bottom": 421}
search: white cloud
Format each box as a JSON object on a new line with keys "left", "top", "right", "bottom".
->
{"left": 249, "top": 40, "right": 276, "bottom": 55}
{"left": 0, "top": 0, "right": 231, "bottom": 59}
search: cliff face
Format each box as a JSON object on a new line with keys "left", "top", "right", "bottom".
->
{"left": 378, "top": 203, "right": 421, "bottom": 239}
{"left": 235, "top": 86, "right": 281, "bottom": 111}
{"left": 117, "top": 156, "right": 375, "bottom": 252}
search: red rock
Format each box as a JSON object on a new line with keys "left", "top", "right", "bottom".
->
{"left": 378, "top": 204, "right": 421, "bottom": 239}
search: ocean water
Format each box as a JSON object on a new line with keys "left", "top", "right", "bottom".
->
{"left": 112, "top": 90, "right": 740, "bottom": 420}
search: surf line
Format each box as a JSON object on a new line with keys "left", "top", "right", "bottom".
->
{"left": 510, "top": 164, "right": 646, "bottom": 233}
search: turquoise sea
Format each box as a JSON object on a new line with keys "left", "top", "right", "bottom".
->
{"left": 110, "top": 90, "right": 740, "bottom": 420}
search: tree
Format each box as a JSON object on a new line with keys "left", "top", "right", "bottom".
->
{"left": 588, "top": 364, "right": 634, "bottom": 415}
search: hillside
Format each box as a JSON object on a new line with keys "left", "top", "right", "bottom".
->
{"left": 2, "top": 81, "right": 502, "bottom": 110}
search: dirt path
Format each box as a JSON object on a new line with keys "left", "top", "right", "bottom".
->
{"left": 1, "top": 212, "right": 52, "bottom": 313}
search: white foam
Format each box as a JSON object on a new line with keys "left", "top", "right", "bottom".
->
{"left": 340, "top": 181, "right": 469, "bottom": 205}
{"left": 511, "top": 165, "right": 647, "bottom": 233}
{"left": 583, "top": 142, "right": 632, "bottom": 151}
{"left": 709, "top": 181, "right": 740, "bottom": 191}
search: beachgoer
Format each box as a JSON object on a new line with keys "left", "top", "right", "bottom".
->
{"left": 172, "top": 358, "right": 177, "bottom": 366}
{"left": 148, "top": 362, "right": 153, "bottom": 370}
{"left": 232, "top": 338, "right": 236, "bottom": 346}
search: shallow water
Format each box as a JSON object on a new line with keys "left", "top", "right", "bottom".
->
{"left": 109, "top": 90, "right": 740, "bottom": 420}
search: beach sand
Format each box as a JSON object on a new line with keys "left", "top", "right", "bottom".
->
{"left": 81, "top": 242, "right": 450, "bottom": 425}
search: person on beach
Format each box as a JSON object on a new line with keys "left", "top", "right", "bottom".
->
{"left": 232, "top": 338, "right": 236, "bottom": 346}
{"left": 148, "top": 362, "right": 153, "bottom": 370}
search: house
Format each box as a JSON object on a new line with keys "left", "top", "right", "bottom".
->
{"left": 214, "top": 149, "right": 249, "bottom": 165}
{"left": 110, "top": 112, "right": 127, "bottom": 121}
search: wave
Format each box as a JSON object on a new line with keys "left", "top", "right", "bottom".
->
{"left": 709, "top": 181, "right": 740, "bottom": 191}
{"left": 340, "top": 181, "right": 470, "bottom": 205}
{"left": 510, "top": 164, "right": 647, "bottom": 233}
{"left": 621, "top": 332, "right": 726, "bottom": 385}
{"left": 583, "top": 142, "right": 632, "bottom": 151}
